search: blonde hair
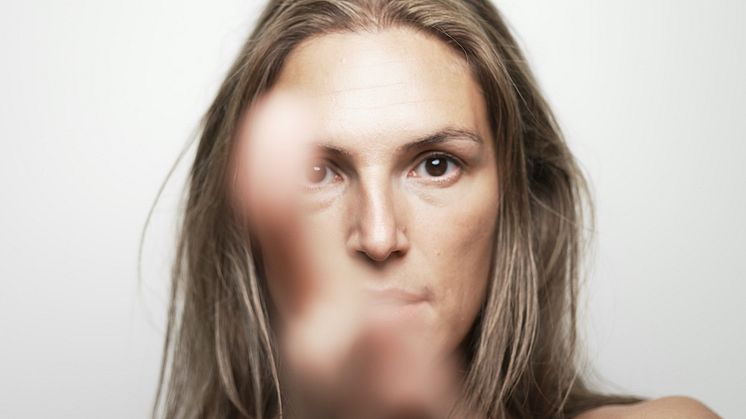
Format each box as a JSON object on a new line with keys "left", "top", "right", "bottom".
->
{"left": 147, "top": 1, "right": 643, "bottom": 417}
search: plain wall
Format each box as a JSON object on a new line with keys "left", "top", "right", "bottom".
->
{"left": 1, "top": 1, "right": 743, "bottom": 417}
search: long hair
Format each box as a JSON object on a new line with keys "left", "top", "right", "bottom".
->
{"left": 146, "top": 1, "right": 644, "bottom": 418}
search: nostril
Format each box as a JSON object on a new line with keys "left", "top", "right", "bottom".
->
{"left": 356, "top": 247, "right": 403, "bottom": 264}
{"left": 358, "top": 240, "right": 390, "bottom": 261}
{"left": 363, "top": 247, "right": 392, "bottom": 262}
{"left": 351, "top": 226, "right": 409, "bottom": 264}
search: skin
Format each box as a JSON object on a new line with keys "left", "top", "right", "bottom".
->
{"left": 576, "top": 396, "right": 720, "bottom": 419}
{"left": 265, "top": 26, "right": 499, "bottom": 361}
{"left": 232, "top": 26, "right": 719, "bottom": 419}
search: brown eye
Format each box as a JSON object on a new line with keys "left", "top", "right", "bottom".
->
{"left": 307, "top": 163, "right": 327, "bottom": 183}
{"left": 411, "top": 154, "right": 461, "bottom": 180}
{"left": 424, "top": 157, "right": 447, "bottom": 177}
{"left": 304, "top": 161, "right": 340, "bottom": 189}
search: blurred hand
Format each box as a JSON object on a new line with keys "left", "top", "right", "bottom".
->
{"left": 231, "top": 89, "right": 461, "bottom": 419}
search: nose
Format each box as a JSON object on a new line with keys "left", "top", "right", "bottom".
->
{"left": 347, "top": 177, "right": 409, "bottom": 263}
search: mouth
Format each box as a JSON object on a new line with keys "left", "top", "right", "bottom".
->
{"left": 363, "top": 287, "right": 429, "bottom": 306}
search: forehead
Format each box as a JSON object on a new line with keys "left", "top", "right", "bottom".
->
{"left": 272, "top": 26, "right": 490, "bottom": 152}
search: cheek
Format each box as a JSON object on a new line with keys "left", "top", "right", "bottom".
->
{"left": 411, "top": 179, "right": 499, "bottom": 347}
{"left": 425, "top": 204, "right": 496, "bottom": 296}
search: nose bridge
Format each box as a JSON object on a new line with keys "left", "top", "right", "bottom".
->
{"left": 351, "top": 168, "right": 404, "bottom": 261}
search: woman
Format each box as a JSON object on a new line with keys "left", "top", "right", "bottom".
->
{"left": 150, "top": 0, "right": 718, "bottom": 418}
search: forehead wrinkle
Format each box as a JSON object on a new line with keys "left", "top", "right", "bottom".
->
{"left": 288, "top": 40, "right": 470, "bottom": 99}
{"left": 323, "top": 81, "right": 408, "bottom": 95}
{"left": 336, "top": 98, "right": 444, "bottom": 111}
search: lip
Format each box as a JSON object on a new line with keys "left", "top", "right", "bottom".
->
{"left": 364, "top": 287, "right": 429, "bottom": 305}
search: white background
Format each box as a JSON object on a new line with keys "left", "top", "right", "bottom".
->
{"left": 1, "top": 1, "right": 743, "bottom": 417}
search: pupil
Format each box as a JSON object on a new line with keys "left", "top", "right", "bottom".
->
{"left": 308, "top": 164, "right": 326, "bottom": 183}
{"left": 425, "top": 158, "right": 447, "bottom": 177}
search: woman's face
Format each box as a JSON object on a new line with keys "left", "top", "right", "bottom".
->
{"left": 249, "top": 26, "right": 500, "bottom": 359}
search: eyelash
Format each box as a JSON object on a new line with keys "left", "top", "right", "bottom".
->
{"left": 303, "top": 152, "right": 465, "bottom": 191}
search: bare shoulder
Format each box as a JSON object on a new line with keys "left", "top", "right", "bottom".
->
{"left": 574, "top": 396, "right": 720, "bottom": 419}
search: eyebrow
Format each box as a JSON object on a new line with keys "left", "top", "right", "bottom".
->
{"left": 314, "top": 127, "right": 484, "bottom": 158}
{"left": 398, "top": 127, "right": 483, "bottom": 153}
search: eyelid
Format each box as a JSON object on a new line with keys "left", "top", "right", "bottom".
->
{"left": 417, "top": 151, "right": 466, "bottom": 169}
